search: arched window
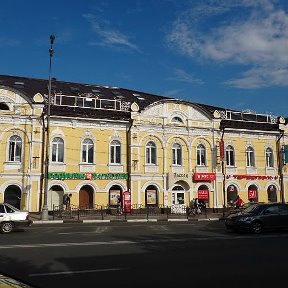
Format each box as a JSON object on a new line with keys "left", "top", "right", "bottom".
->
{"left": 226, "top": 145, "right": 235, "bottom": 166}
{"left": 146, "top": 141, "right": 156, "bottom": 164}
{"left": 265, "top": 147, "right": 274, "bottom": 168}
{"left": 82, "top": 138, "right": 94, "bottom": 163}
{"left": 0, "top": 103, "right": 9, "bottom": 110}
{"left": 145, "top": 185, "right": 158, "bottom": 207}
{"left": 248, "top": 184, "right": 258, "bottom": 202}
{"left": 8, "top": 135, "right": 22, "bottom": 162}
{"left": 197, "top": 144, "right": 206, "bottom": 166}
{"left": 227, "top": 185, "right": 238, "bottom": 204}
{"left": 246, "top": 146, "right": 255, "bottom": 167}
{"left": 172, "top": 116, "right": 183, "bottom": 123}
{"left": 110, "top": 140, "right": 121, "bottom": 164}
{"left": 172, "top": 143, "right": 182, "bottom": 165}
{"left": 51, "top": 137, "right": 64, "bottom": 162}
{"left": 267, "top": 185, "right": 277, "bottom": 202}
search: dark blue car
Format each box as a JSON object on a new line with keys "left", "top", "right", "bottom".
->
{"left": 225, "top": 203, "right": 288, "bottom": 234}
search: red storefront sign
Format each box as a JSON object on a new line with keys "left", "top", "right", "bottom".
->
{"left": 198, "top": 190, "right": 209, "bottom": 200}
{"left": 193, "top": 173, "right": 216, "bottom": 181}
{"left": 248, "top": 190, "right": 257, "bottom": 199}
{"left": 219, "top": 140, "right": 225, "bottom": 160}
{"left": 122, "top": 190, "right": 131, "bottom": 213}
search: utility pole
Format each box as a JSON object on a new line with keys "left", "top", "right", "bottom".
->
{"left": 41, "top": 34, "right": 55, "bottom": 220}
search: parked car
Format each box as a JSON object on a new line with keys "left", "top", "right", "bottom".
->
{"left": 225, "top": 202, "right": 288, "bottom": 234}
{"left": 0, "top": 203, "right": 32, "bottom": 233}
{"left": 227, "top": 201, "right": 263, "bottom": 215}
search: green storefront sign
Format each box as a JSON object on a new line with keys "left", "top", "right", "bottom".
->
{"left": 48, "top": 172, "right": 128, "bottom": 180}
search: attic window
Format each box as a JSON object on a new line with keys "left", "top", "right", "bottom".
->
{"left": 172, "top": 116, "right": 183, "bottom": 123}
{"left": 14, "top": 81, "right": 24, "bottom": 85}
{"left": 112, "top": 90, "right": 123, "bottom": 96}
{"left": 92, "top": 89, "right": 102, "bottom": 94}
{"left": 0, "top": 103, "right": 9, "bottom": 110}
{"left": 70, "top": 87, "right": 80, "bottom": 92}
{"left": 133, "top": 93, "right": 145, "bottom": 100}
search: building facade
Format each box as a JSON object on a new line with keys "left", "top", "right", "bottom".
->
{"left": 0, "top": 75, "right": 287, "bottom": 213}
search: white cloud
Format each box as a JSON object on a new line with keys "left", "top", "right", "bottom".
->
{"left": 83, "top": 13, "right": 138, "bottom": 50}
{"left": 0, "top": 37, "right": 20, "bottom": 47}
{"left": 167, "top": 0, "right": 288, "bottom": 88}
{"left": 163, "top": 88, "right": 183, "bottom": 97}
{"left": 224, "top": 66, "right": 288, "bottom": 88}
{"left": 168, "top": 68, "right": 204, "bottom": 85}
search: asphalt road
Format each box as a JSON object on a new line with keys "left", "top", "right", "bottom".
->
{"left": 1, "top": 220, "right": 287, "bottom": 288}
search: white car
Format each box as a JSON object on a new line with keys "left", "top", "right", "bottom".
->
{"left": 0, "top": 203, "right": 32, "bottom": 233}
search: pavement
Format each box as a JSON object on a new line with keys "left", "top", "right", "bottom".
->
{"left": 1, "top": 210, "right": 224, "bottom": 288}
{"left": 30, "top": 210, "right": 224, "bottom": 224}
{"left": 0, "top": 274, "right": 32, "bottom": 288}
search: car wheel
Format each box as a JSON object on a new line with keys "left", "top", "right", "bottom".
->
{"left": 251, "top": 221, "right": 263, "bottom": 234}
{"left": 1, "top": 222, "right": 14, "bottom": 233}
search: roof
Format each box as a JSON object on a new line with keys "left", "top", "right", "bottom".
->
{"left": 0, "top": 75, "right": 281, "bottom": 131}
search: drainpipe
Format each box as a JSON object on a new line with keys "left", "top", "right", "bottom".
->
{"left": 276, "top": 129, "right": 285, "bottom": 203}
{"left": 221, "top": 127, "right": 226, "bottom": 218}
{"left": 126, "top": 118, "right": 134, "bottom": 195}
{"left": 39, "top": 112, "right": 46, "bottom": 212}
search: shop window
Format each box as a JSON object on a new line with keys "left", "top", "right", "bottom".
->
{"left": 109, "top": 186, "right": 122, "bottom": 207}
{"left": 267, "top": 185, "right": 277, "bottom": 202}
{"left": 248, "top": 185, "right": 258, "bottom": 202}
{"left": 145, "top": 185, "right": 158, "bottom": 207}
{"left": 227, "top": 185, "right": 238, "bottom": 204}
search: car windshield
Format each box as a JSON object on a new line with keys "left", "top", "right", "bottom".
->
{"left": 5, "top": 203, "right": 19, "bottom": 211}
{"left": 241, "top": 204, "right": 260, "bottom": 213}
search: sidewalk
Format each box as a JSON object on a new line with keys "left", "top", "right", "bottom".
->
{"left": 30, "top": 210, "right": 224, "bottom": 224}
{"left": 0, "top": 273, "right": 32, "bottom": 288}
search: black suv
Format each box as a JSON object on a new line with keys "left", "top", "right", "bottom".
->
{"left": 225, "top": 203, "right": 288, "bottom": 234}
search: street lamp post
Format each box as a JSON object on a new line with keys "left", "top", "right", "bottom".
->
{"left": 41, "top": 34, "right": 55, "bottom": 220}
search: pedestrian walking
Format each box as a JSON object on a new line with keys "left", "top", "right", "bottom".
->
{"left": 117, "top": 195, "right": 122, "bottom": 214}
{"left": 234, "top": 195, "right": 244, "bottom": 209}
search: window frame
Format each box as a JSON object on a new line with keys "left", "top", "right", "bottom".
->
{"left": 246, "top": 146, "right": 255, "bottom": 167}
{"left": 226, "top": 145, "right": 235, "bottom": 166}
{"left": 110, "top": 140, "right": 121, "bottom": 164}
{"left": 51, "top": 137, "right": 64, "bottom": 163}
{"left": 8, "top": 135, "right": 22, "bottom": 162}
{"left": 82, "top": 138, "right": 94, "bottom": 164}
{"left": 172, "top": 143, "right": 182, "bottom": 166}
{"left": 196, "top": 144, "right": 206, "bottom": 166}
{"left": 146, "top": 141, "right": 156, "bottom": 165}
{"left": 265, "top": 147, "right": 274, "bottom": 168}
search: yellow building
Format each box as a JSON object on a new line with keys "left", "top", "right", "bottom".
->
{"left": 0, "top": 75, "right": 286, "bottom": 213}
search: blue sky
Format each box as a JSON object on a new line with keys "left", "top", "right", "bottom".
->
{"left": 1, "top": 0, "right": 288, "bottom": 117}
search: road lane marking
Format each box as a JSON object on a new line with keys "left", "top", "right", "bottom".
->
{"left": 1, "top": 233, "right": 288, "bottom": 250}
{"left": 29, "top": 268, "right": 122, "bottom": 277}
{"left": 58, "top": 226, "right": 108, "bottom": 235}
{"left": 0, "top": 240, "right": 136, "bottom": 249}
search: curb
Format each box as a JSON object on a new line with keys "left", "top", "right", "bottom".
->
{"left": 32, "top": 217, "right": 220, "bottom": 224}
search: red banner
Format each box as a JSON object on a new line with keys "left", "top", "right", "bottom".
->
{"left": 122, "top": 191, "right": 131, "bottom": 213}
{"left": 219, "top": 140, "right": 225, "bottom": 160}
{"left": 248, "top": 190, "right": 257, "bottom": 199}
{"left": 193, "top": 173, "right": 216, "bottom": 181}
{"left": 198, "top": 190, "right": 209, "bottom": 200}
